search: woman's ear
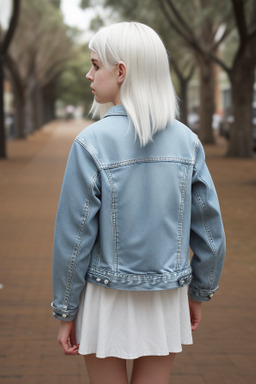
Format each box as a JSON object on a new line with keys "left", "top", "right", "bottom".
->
{"left": 117, "top": 61, "right": 126, "bottom": 84}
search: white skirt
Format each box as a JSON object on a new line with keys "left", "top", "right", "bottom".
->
{"left": 76, "top": 283, "right": 193, "bottom": 359}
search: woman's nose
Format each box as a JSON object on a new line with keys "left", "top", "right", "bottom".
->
{"left": 86, "top": 69, "right": 93, "bottom": 82}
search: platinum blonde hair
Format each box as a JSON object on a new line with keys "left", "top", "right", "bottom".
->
{"left": 88, "top": 22, "right": 178, "bottom": 146}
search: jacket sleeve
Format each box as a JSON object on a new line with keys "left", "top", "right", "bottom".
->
{"left": 189, "top": 139, "right": 226, "bottom": 302}
{"left": 52, "top": 139, "right": 101, "bottom": 321}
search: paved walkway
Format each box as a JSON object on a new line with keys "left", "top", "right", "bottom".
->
{"left": 0, "top": 120, "right": 255, "bottom": 384}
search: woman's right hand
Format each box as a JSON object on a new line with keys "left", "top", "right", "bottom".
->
{"left": 57, "top": 320, "right": 79, "bottom": 355}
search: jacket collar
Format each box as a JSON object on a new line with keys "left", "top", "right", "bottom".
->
{"left": 103, "top": 105, "right": 127, "bottom": 118}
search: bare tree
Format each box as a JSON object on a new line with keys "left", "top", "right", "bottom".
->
{"left": 0, "top": 0, "right": 20, "bottom": 158}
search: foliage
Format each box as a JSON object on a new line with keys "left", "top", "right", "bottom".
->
{"left": 5, "top": 0, "right": 77, "bottom": 138}
{"left": 10, "top": 0, "right": 72, "bottom": 86}
{"left": 50, "top": 0, "right": 61, "bottom": 8}
{"left": 55, "top": 45, "right": 93, "bottom": 112}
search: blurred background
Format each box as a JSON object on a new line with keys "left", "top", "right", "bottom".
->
{"left": 0, "top": 1, "right": 256, "bottom": 384}
{"left": 0, "top": 0, "right": 256, "bottom": 159}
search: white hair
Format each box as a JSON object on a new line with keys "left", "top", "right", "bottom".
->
{"left": 88, "top": 22, "right": 178, "bottom": 146}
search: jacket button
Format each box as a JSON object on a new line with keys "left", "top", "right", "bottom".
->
{"left": 208, "top": 293, "right": 214, "bottom": 298}
{"left": 104, "top": 279, "right": 109, "bottom": 285}
{"left": 96, "top": 278, "right": 101, "bottom": 282}
{"left": 62, "top": 313, "right": 67, "bottom": 318}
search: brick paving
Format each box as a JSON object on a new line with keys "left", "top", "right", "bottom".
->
{"left": 0, "top": 120, "right": 255, "bottom": 384}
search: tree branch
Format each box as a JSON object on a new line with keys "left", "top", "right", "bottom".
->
{"left": 159, "top": 0, "right": 233, "bottom": 75}
{"left": 5, "top": 52, "right": 24, "bottom": 97}
{"left": 248, "top": 0, "right": 256, "bottom": 37}
{"left": 171, "top": 55, "right": 195, "bottom": 83}
{"left": 211, "top": 23, "right": 234, "bottom": 51}
{"left": 207, "top": 50, "right": 231, "bottom": 75}
{"left": 186, "top": 63, "right": 195, "bottom": 81}
{"left": 163, "top": 0, "right": 196, "bottom": 40}
{"left": 249, "top": 0, "right": 256, "bottom": 27}
{"left": 40, "top": 57, "right": 72, "bottom": 86}
{"left": 1, "top": 0, "right": 20, "bottom": 54}
{"left": 157, "top": 0, "right": 204, "bottom": 55}
{"left": 170, "top": 56, "right": 183, "bottom": 80}
{"left": 231, "top": 0, "right": 248, "bottom": 44}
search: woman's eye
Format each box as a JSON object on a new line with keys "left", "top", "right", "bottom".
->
{"left": 93, "top": 63, "right": 99, "bottom": 70}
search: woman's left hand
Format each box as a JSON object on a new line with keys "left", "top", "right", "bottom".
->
{"left": 188, "top": 299, "right": 202, "bottom": 331}
{"left": 57, "top": 320, "right": 79, "bottom": 355}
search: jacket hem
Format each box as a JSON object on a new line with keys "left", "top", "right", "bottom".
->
{"left": 86, "top": 266, "right": 192, "bottom": 291}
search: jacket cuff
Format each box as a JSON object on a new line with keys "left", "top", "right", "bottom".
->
{"left": 51, "top": 302, "right": 77, "bottom": 321}
{"left": 189, "top": 286, "right": 218, "bottom": 302}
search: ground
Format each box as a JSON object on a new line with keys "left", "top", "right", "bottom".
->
{"left": 0, "top": 120, "right": 255, "bottom": 384}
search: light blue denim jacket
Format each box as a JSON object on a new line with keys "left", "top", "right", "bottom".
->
{"left": 52, "top": 105, "right": 225, "bottom": 321}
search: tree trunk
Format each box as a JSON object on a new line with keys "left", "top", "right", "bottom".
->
{"left": 0, "top": 0, "right": 20, "bottom": 158}
{"left": 227, "top": 49, "right": 255, "bottom": 158}
{"left": 32, "top": 85, "right": 42, "bottom": 131}
{"left": 37, "top": 87, "right": 46, "bottom": 128}
{"left": 42, "top": 82, "right": 56, "bottom": 123}
{"left": 0, "top": 55, "right": 6, "bottom": 157}
{"left": 25, "top": 78, "right": 37, "bottom": 135}
{"left": 178, "top": 77, "right": 188, "bottom": 125}
{"left": 14, "top": 88, "right": 26, "bottom": 139}
{"left": 197, "top": 55, "right": 215, "bottom": 144}
{"left": 5, "top": 54, "right": 26, "bottom": 138}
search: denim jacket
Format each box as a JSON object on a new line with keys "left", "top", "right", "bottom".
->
{"left": 52, "top": 105, "right": 225, "bottom": 321}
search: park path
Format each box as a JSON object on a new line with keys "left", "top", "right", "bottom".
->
{"left": 0, "top": 119, "right": 255, "bottom": 384}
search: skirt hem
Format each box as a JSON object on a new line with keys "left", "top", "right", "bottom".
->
{"left": 78, "top": 342, "right": 193, "bottom": 359}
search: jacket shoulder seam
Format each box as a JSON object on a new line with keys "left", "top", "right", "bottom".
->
{"left": 75, "top": 137, "right": 102, "bottom": 170}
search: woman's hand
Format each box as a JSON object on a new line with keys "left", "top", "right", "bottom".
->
{"left": 189, "top": 299, "right": 202, "bottom": 331}
{"left": 57, "top": 320, "right": 79, "bottom": 355}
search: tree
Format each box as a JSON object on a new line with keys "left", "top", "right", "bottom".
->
{"left": 82, "top": 0, "right": 256, "bottom": 156}
{"left": 6, "top": 0, "right": 73, "bottom": 138}
{"left": 0, "top": 0, "right": 20, "bottom": 158}
{"left": 159, "top": 0, "right": 256, "bottom": 157}
{"left": 213, "top": 0, "right": 256, "bottom": 157}
{"left": 171, "top": 56, "right": 195, "bottom": 125}
{"left": 158, "top": 0, "right": 233, "bottom": 144}
{"left": 88, "top": 0, "right": 197, "bottom": 125}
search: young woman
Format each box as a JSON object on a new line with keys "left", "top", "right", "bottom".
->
{"left": 52, "top": 22, "right": 225, "bottom": 384}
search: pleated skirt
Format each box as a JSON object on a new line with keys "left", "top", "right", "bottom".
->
{"left": 76, "top": 282, "right": 193, "bottom": 359}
